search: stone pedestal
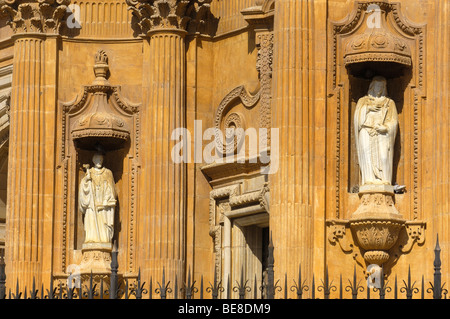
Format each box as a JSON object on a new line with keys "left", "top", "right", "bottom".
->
{"left": 79, "top": 243, "right": 112, "bottom": 276}
{"left": 349, "top": 185, "right": 406, "bottom": 265}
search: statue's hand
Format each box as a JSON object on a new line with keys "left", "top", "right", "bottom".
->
{"left": 83, "top": 164, "right": 92, "bottom": 181}
{"left": 374, "top": 124, "right": 388, "bottom": 134}
{"left": 368, "top": 105, "right": 381, "bottom": 112}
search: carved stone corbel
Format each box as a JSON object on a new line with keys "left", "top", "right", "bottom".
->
{"left": 399, "top": 221, "right": 426, "bottom": 254}
{"left": 327, "top": 217, "right": 427, "bottom": 275}
{"left": 327, "top": 219, "right": 352, "bottom": 253}
{"left": 326, "top": 219, "right": 366, "bottom": 269}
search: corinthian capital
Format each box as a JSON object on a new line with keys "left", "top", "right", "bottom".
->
{"left": 126, "top": 0, "right": 212, "bottom": 36}
{"left": 0, "top": 0, "right": 70, "bottom": 34}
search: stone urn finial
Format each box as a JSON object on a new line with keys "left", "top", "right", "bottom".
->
{"left": 93, "top": 50, "right": 110, "bottom": 85}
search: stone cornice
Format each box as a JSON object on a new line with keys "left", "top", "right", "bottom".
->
{"left": 0, "top": 0, "right": 70, "bottom": 34}
{"left": 126, "top": 0, "right": 212, "bottom": 36}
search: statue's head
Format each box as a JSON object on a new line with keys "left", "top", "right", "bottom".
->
{"left": 92, "top": 152, "right": 104, "bottom": 169}
{"left": 368, "top": 76, "right": 387, "bottom": 98}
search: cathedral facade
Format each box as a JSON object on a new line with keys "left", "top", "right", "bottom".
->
{"left": 0, "top": 0, "right": 448, "bottom": 299}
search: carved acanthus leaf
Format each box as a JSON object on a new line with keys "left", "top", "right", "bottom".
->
{"left": 126, "top": 0, "right": 212, "bottom": 35}
{"left": 0, "top": 0, "right": 70, "bottom": 34}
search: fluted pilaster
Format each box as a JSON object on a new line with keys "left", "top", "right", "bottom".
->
{"left": 0, "top": 0, "right": 67, "bottom": 289}
{"left": 7, "top": 35, "right": 59, "bottom": 290}
{"left": 141, "top": 30, "right": 186, "bottom": 287}
{"left": 428, "top": 0, "right": 450, "bottom": 280}
{"left": 128, "top": 0, "right": 212, "bottom": 290}
{"left": 270, "top": 0, "right": 327, "bottom": 297}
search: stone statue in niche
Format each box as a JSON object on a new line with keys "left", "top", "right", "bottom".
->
{"left": 79, "top": 152, "right": 117, "bottom": 245}
{"left": 354, "top": 76, "right": 398, "bottom": 186}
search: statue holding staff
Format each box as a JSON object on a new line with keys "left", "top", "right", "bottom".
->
{"left": 79, "top": 152, "right": 117, "bottom": 244}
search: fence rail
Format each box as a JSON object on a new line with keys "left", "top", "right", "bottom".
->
{"left": 0, "top": 236, "right": 447, "bottom": 300}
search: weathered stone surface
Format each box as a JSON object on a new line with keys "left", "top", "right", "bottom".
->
{"left": 0, "top": 0, "right": 447, "bottom": 300}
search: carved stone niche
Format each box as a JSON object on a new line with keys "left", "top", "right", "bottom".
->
{"left": 57, "top": 50, "right": 141, "bottom": 280}
{"left": 326, "top": 0, "right": 426, "bottom": 275}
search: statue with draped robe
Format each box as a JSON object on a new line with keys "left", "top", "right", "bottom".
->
{"left": 354, "top": 76, "right": 398, "bottom": 186}
{"left": 79, "top": 152, "right": 117, "bottom": 244}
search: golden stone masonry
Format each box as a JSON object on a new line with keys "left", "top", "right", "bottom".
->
{"left": 0, "top": 0, "right": 448, "bottom": 299}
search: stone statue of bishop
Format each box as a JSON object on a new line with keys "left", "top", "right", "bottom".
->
{"left": 79, "top": 152, "right": 117, "bottom": 245}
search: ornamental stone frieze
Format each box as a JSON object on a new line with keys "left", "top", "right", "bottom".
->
{"left": 0, "top": 0, "right": 70, "bottom": 34}
{"left": 126, "top": 0, "right": 212, "bottom": 36}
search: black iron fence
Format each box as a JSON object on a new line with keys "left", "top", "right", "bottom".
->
{"left": 0, "top": 236, "right": 447, "bottom": 300}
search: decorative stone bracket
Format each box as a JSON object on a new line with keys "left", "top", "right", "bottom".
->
{"left": 326, "top": 217, "right": 426, "bottom": 274}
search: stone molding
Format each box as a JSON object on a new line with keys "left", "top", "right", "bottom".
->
{"left": 0, "top": 0, "right": 70, "bottom": 34}
{"left": 208, "top": 182, "right": 270, "bottom": 289}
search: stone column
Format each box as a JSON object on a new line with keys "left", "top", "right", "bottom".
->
{"left": 270, "top": 0, "right": 327, "bottom": 297}
{"left": 127, "top": 0, "right": 211, "bottom": 287}
{"left": 0, "top": 0, "right": 70, "bottom": 289}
